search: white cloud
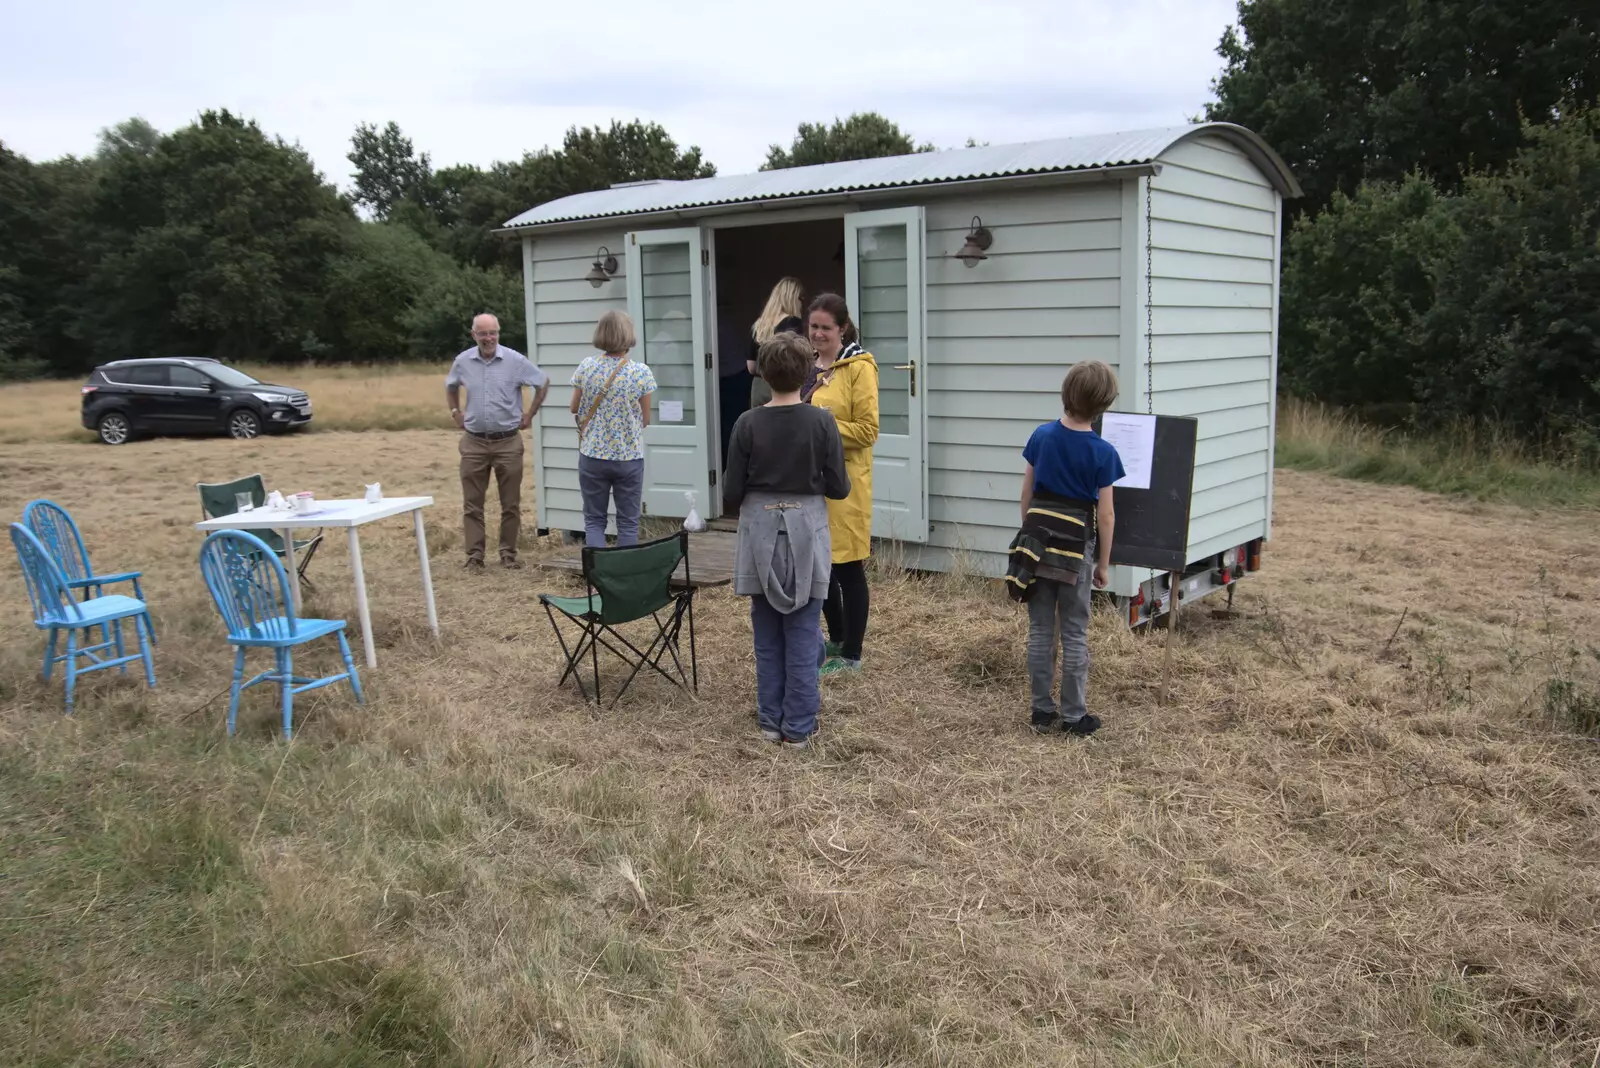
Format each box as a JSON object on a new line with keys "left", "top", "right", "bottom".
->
{"left": 0, "top": 0, "right": 1238, "bottom": 188}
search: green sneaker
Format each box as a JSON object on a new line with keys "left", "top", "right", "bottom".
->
{"left": 819, "top": 657, "right": 861, "bottom": 678}
{"left": 825, "top": 641, "right": 843, "bottom": 660}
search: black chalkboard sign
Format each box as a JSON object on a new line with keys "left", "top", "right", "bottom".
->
{"left": 1091, "top": 413, "right": 1198, "bottom": 572}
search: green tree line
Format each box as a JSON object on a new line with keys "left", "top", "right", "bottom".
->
{"left": 0, "top": 110, "right": 933, "bottom": 383}
{"left": 1208, "top": 0, "right": 1600, "bottom": 454}
{"left": 0, "top": 112, "right": 721, "bottom": 379}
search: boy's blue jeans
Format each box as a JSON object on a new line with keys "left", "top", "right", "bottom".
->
{"left": 750, "top": 595, "right": 825, "bottom": 740}
{"left": 1026, "top": 540, "right": 1095, "bottom": 724}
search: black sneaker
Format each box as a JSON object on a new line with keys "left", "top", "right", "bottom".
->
{"left": 1061, "top": 714, "right": 1102, "bottom": 737}
{"left": 1029, "top": 715, "right": 1056, "bottom": 736}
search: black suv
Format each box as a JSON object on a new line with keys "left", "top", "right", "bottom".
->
{"left": 81, "top": 358, "right": 312, "bottom": 445}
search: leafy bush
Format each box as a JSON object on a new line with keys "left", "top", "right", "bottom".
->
{"left": 1280, "top": 173, "right": 1456, "bottom": 413}
{"left": 399, "top": 261, "right": 525, "bottom": 360}
{"left": 0, "top": 271, "right": 47, "bottom": 382}
{"left": 321, "top": 224, "right": 450, "bottom": 362}
{"left": 1280, "top": 107, "right": 1600, "bottom": 449}
{"left": 1415, "top": 110, "right": 1600, "bottom": 448}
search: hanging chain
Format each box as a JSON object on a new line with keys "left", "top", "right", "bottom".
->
{"left": 1145, "top": 176, "right": 1155, "bottom": 415}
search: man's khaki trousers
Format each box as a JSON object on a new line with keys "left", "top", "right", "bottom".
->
{"left": 459, "top": 431, "right": 524, "bottom": 563}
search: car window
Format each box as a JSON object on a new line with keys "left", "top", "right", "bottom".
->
{"left": 205, "top": 365, "right": 260, "bottom": 388}
{"left": 169, "top": 366, "right": 212, "bottom": 389}
{"left": 117, "top": 366, "right": 168, "bottom": 387}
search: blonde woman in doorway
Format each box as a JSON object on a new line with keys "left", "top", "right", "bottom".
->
{"left": 747, "top": 277, "right": 806, "bottom": 409}
{"left": 804, "top": 292, "right": 879, "bottom": 675}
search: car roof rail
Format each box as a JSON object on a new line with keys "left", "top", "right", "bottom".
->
{"left": 103, "top": 356, "right": 221, "bottom": 367}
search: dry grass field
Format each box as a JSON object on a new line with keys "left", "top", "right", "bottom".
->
{"left": 0, "top": 362, "right": 453, "bottom": 444}
{"left": 2, "top": 390, "right": 1599, "bottom": 1065}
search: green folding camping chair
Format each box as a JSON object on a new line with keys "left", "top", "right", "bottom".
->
{"left": 196, "top": 473, "right": 324, "bottom": 587}
{"left": 538, "top": 531, "right": 698, "bottom": 707}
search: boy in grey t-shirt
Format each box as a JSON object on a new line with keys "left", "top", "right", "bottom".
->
{"left": 724, "top": 333, "right": 850, "bottom": 748}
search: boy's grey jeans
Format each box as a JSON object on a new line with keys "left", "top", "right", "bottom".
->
{"left": 1026, "top": 538, "right": 1095, "bottom": 723}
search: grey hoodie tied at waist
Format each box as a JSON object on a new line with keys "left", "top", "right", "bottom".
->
{"left": 733, "top": 491, "right": 832, "bottom": 613}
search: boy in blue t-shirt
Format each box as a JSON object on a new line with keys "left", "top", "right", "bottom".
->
{"left": 1019, "top": 360, "right": 1126, "bottom": 736}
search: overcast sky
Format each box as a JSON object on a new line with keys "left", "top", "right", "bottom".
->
{"left": 1, "top": 0, "right": 1239, "bottom": 188}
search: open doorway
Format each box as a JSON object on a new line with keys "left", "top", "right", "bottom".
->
{"left": 712, "top": 217, "right": 846, "bottom": 470}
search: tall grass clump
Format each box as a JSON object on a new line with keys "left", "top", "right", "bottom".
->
{"left": 1275, "top": 397, "right": 1600, "bottom": 509}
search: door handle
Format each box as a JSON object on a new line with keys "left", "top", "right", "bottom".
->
{"left": 892, "top": 361, "right": 916, "bottom": 397}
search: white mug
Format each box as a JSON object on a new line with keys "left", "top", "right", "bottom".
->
{"left": 293, "top": 492, "right": 315, "bottom": 515}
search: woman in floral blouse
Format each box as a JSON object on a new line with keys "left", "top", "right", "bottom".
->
{"left": 568, "top": 310, "right": 657, "bottom": 548}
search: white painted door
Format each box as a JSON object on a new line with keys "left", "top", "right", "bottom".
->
{"left": 846, "top": 207, "right": 928, "bottom": 542}
{"left": 626, "top": 228, "right": 712, "bottom": 521}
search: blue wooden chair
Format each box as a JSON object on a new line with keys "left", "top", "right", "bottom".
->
{"left": 22, "top": 498, "right": 157, "bottom": 645}
{"left": 198, "top": 529, "right": 363, "bottom": 739}
{"left": 10, "top": 523, "right": 156, "bottom": 714}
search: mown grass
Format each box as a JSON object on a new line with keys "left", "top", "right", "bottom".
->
{"left": 1, "top": 430, "right": 1599, "bottom": 1066}
{"left": 1275, "top": 397, "right": 1600, "bottom": 510}
{"left": 0, "top": 736, "right": 467, "bottom": 1067}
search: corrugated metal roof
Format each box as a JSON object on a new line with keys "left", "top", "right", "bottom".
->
{"left": 501, "top": 122, "right": 1300, "bottom": 231}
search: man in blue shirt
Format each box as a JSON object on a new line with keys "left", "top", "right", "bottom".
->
{"left": 445, "top": 314, "right": 550, "bottom": 569}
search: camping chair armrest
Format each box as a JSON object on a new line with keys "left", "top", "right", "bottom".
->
{"left": 273, "top": 533, "right": 323, "bottom": 555}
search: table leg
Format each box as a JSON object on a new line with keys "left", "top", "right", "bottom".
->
{"left": 282, "top": 527, "right": 301, "bottom": 611}
{"left": 348, "top": 527, "right": 377, "bottom": 669}
{"left": 413, "top": 509, "right": 439, "bottom": 640}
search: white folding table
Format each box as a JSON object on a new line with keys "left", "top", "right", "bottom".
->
{"left": 195, "top": 496, "right": 438, "bottom": 669}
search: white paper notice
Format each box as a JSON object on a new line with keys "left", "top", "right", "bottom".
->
{"left": 1101, "top": 412, "right": 1156, "bottom": 490}
{"left": 660, "top": 400, "right": 684, "bottom": 423}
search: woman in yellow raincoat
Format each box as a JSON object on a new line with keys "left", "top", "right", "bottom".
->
{"left": 803, "top": 293, "right": 878, "bottom": 674}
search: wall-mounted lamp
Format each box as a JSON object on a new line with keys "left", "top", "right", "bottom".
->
{"left": 954, "top": 217, "right": 993, "bottom": 268}
{"left": 585, "top": 246, "right": 618, "bottom": 288}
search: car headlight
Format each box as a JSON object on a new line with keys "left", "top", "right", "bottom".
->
{"left": 252, "top": 392, "right": 285, "bottom": 403}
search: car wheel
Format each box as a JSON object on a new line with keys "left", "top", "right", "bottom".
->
{"left": 228, "top": 409, "right": 262, "bottom": 440}
{"left": 97, "top": 411, "right": 132, "bottom": 445}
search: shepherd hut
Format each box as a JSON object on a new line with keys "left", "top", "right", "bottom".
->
{"left": 500, "top": 122, "right": 1299, "bottom": 620}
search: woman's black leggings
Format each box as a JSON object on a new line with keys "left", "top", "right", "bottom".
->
{"left": 823, "top": 560, "right": 869, "bottom": 661}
